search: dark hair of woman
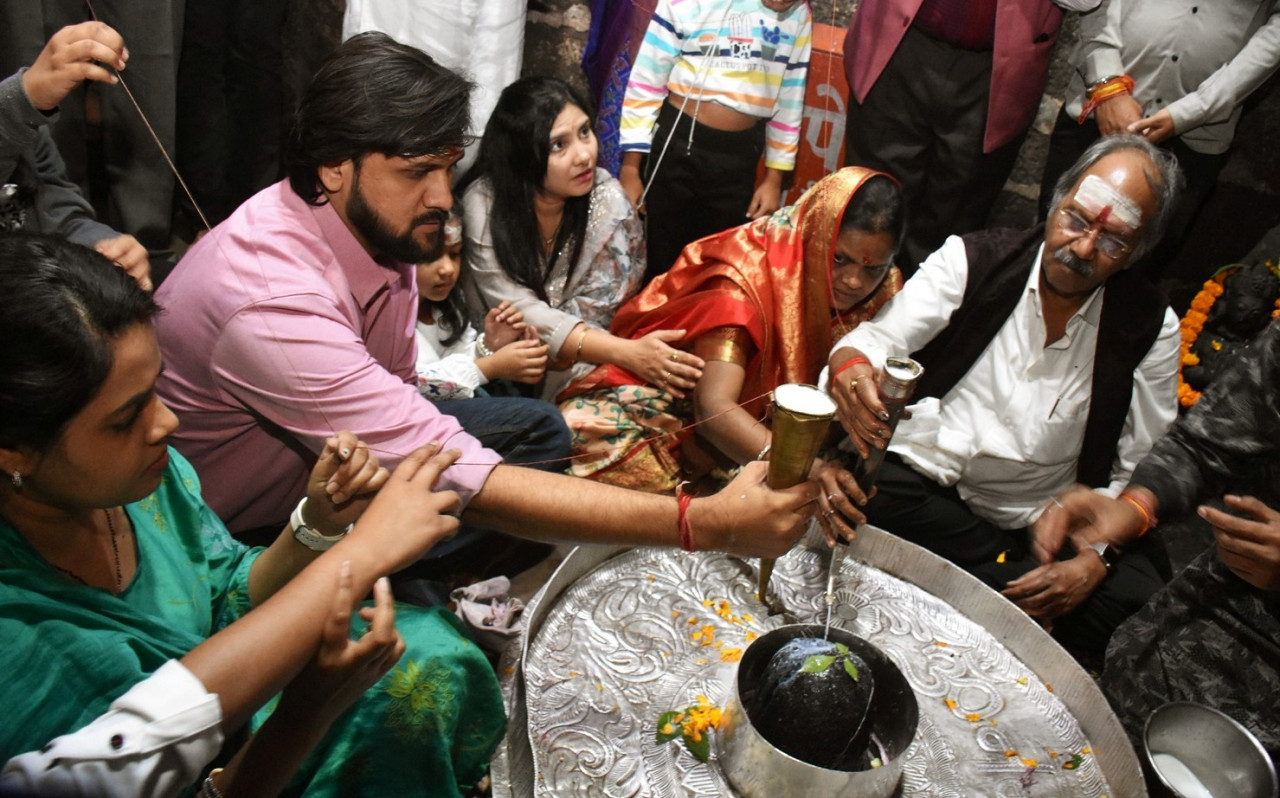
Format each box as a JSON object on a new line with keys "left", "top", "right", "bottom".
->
{"left": 0, "top": 233, "right": 159, "bottom": 452}
{"left": 455, "top": 76, "right": 595, "bottom": 302}
{"left": 285, "top": 32, "right": 475, "bottom": 206}
{"left": 838, "top": 174, "right": 907, "bottom": 249}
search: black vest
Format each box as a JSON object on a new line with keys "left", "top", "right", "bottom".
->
{"left": 910, "top": 226, "right": 1168, "bottom": 488}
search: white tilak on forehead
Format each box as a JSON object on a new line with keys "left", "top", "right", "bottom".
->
{"left": 1074, "top": 174, "right": 1142, "bottom": 229}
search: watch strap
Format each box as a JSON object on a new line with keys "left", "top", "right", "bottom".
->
{"left": 1088, "top": 541, "right": 1120, "bottom": 574}
{"left": 291, "top": 498, "right": 349, "bottom": 551}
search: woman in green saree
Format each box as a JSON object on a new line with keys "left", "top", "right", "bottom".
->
{"left": 0, "top": 234, "right": 504, "bottom": 796}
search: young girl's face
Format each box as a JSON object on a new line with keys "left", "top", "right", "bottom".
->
{"left": 541, "top": 103, "right": 597, "bottom": 201}
{"left": 416, "top": 239, "right": 464, "bottom": 303}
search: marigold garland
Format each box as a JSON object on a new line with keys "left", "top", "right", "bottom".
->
{"left": 1178, "top": 260, "right": 1280, "bottom": 408}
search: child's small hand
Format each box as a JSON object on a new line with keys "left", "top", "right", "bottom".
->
{"left": 484, "top": 301, "right": 527, "bottom": 351}
{"left": 747, "top": 170, "right": 783, "bottom": 219}
{"left": 620, "top": 153, "right": 646, "bottom": 213}
{"left": 479, "top": 339, "right": 549, "bottom": 384}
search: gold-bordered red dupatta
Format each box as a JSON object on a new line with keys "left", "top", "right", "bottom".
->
{"left": 561, "top": 166, "right": 901, "bottom": 413}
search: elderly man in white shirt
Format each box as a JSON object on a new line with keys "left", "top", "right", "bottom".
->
{"left": 824, "top": 135, "right": 1184, "bottom": 662}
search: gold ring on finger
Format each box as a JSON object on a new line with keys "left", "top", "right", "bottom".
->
{"left": 826, "top": 492, "right": 840, "bottom": 503}
{"left": 849, "top": 378, "right": 859, "bottom": 391}
{"left": 669, "top": 351, "right": 680, "bottom": 363}
{"left": 823, "top": 508, "right": 836, "bottom": 519}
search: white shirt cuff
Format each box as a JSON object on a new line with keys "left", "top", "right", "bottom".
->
{"left": 0, "top": 660, "right": 224, "bottom": 797}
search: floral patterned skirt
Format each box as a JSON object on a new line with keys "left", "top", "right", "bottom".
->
{"left": 559, "top": 384, "right": 692, "bottom": 494}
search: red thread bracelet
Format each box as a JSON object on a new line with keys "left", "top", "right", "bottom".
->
{"left": 1119, "top": 490, "right": 1157, "bottom": 537}
{"left": 833, "top": 355, "right": 869, "bottom": 378}
{"left": 676, "top": 483, "right": 696, "bottom": 552}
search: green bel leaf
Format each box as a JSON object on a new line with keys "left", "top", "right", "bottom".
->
{"left": 834, "top": 642, "right": 850, "bottom": 656}
{"left": 656, "top": 710, "right": 683, "bottom": 744}
{"left": 800, "top": 654, "right": 837, "bottom": 673}
{"left": 684, "top": 729, "right": 712, "bottom": 762}
{"left": 843, "top": 659, "right": 860, "bottom": 681}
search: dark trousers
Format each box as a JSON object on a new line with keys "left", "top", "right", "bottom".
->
{"left": 1039, "top": 108, "right": 1230, "bottom": 279}
{"left": 640, "top": 100, "right": 765, "bottom": 282}
{"left": 862, "top": 454, "right": 1168, "bottom": 662}
{"left": 176, "top": 0, "right": 288, "bottom": 227}
{"left": 844, "top": 27, "right": 1023, "bottom": 275}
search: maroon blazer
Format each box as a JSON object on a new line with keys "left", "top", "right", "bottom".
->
{"left": 843, "top": 0, "right": 1064, "bottom": 152}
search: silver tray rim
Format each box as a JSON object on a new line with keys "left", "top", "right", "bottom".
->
{"left": 492, "top": 523, "right": 1145, "bottom": 797}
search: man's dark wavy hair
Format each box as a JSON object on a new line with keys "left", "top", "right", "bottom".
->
{"left": 285, "top": 32, "right": 475, "bottom": 205}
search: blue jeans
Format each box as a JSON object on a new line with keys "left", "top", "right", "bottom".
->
{"left": 423, "top": 396, "right": 570, "bottom": 560}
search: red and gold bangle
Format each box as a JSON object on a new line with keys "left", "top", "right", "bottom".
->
{"left": 1078, "top": 74, "right": 1137, "bottom": 124}
{"left": 1119, "top": 489, "right": 1157, "bottom": 537}
{"left": 676, "top": 482, "right": 696, "bottom": 552}
{"left": 833, "top": 355, "right": 870, "bottom": 378}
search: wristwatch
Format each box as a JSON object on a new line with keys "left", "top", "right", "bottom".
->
{"left": 1088, "top": 541, "right": 1121, "bottom": 575}
{"left": 291, "top": 498, "right": 350, "bottom": 551}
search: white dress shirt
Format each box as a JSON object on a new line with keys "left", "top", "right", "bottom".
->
{"left": 0, "top": 660, "right": 223, "bottom": 797}
{"left": 1064, "top": 0, "right": 1280, "bottom": 154}
{"left": 823, "top": 234, "right": 1180, "bottom": 529}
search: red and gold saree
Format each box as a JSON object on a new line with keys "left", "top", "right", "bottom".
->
{"left": 559, "top": 167, "right": 903, "bottom": 491}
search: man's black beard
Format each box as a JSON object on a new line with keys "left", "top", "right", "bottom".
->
{"left": 347, "top": 175, "right": 447, "bottom": 264}
{"left": 1052, "top": 244, "right": 1095, "bottom": 279}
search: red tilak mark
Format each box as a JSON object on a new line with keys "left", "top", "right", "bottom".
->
{"left": 1096, "top": 205, "right": 1113, "bottom": 225}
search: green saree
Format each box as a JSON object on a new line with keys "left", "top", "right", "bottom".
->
{"left": 0, "top": 449, "right": 505, "bottom": 796}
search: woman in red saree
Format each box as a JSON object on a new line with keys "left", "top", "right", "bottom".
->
{"left": 559, "top": 166, "right": 905, "bottom": 497}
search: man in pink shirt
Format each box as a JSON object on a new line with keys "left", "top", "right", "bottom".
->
{"left": 154, "top": 33, "right": 830, "bottom": 560}
{"left": 155, "top": 47, "right": 568, "bottom": 535}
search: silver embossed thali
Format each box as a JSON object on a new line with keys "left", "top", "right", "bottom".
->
{"left": 493, "top": 524, "right": 1145, "bottom": 797}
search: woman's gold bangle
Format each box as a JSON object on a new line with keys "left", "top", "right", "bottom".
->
{"left": 573, "top": 327, "right": 590, "bottom": 364}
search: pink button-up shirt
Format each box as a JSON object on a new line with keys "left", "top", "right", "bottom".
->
{"left": 154, "top": 181, "right": 500, "bottom": 532}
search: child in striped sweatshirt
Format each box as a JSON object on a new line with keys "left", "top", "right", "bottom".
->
{"left": 619, "top": 0, "right": 811, "bottom": 282}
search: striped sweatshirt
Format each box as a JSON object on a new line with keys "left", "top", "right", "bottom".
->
{"left": 620, "top": 0, "right": 812, "bottom": 171}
